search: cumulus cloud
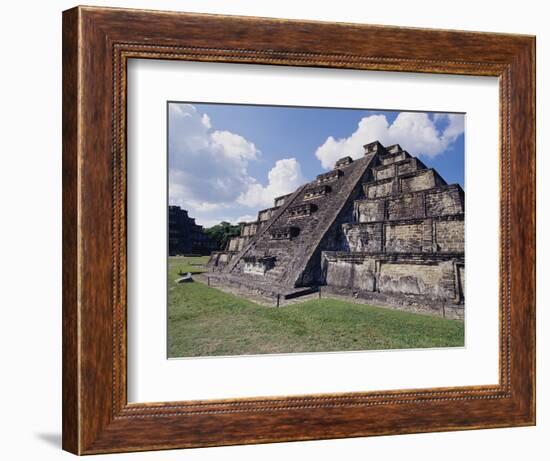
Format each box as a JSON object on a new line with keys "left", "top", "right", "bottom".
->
{"left": 315, "top": 112, "right": 464, "bottom": 169}
{"left": 169, "top": 103, "right": 304, "bottom": 223}
{"left": 237, "top": 158, "right": 304, "bottom": 209}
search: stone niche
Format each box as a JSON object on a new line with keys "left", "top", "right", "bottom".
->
{"left": 288, "top": 203, "right": 317, "bottom": 219}
{"left": 269, "top": 226, "right": 300, "bottom": 240}
{"left": 304, "top": 184, "right": 331, "bottom": 200}
{"left": 243, "top": 256, "right": 275, "bottom": 275}
{"left": 316, "top": 169, "right": 343, "bottom": 184}
{"left": 335, "top": 156, "right": 353, "bottom": 168}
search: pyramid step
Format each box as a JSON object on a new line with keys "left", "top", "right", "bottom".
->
{"left": 378, "top": 146, "right": 411, "bottom": 165}
{"left": 355, "top": 183, "right": 463, "bottom": 222}
{"left": 372, "top": 157, "right": 426, "bottom": 181}
{"left": 363, "top": 168, "right": 447, "bottom": 198}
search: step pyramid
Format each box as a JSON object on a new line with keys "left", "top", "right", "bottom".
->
{"left": 208, "top": 141, "right": 464, "bottom": 316}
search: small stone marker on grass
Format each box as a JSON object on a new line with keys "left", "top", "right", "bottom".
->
{"left": 176, "top": 272, "right": 193, "bottom": 283}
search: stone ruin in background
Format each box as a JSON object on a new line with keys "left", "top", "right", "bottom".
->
{"left": 207, "top": 141, "right": 464, "bottom": 318}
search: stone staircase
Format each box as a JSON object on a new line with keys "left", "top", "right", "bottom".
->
{"left": 223, "top": 151, "right": 378, "bottom": 289}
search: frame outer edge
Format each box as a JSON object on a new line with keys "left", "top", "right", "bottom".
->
{"left": 62, "top": 6, "right": 81, "bottom": 455}
{"left": 497, "top": 37, "right": 536, "bottom": 424}
{"left": 62, "top": 6, "right": 536, "bottom": 454}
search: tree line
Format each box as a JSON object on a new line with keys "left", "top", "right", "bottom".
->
{"left": 205, "top": 221, "right": 242, "bottom": 251}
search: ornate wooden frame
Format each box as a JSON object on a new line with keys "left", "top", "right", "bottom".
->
{"left": 62, "top": 5, "right": 536, "bottom": 455}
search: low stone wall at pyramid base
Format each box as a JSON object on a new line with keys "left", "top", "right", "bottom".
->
{"left": 321, "top": 251, "right": 465, "bottom": 320}
{"left": 319, "top": 285, "right": 464, "bottom": 320}
{"left": 203, "top": 269, "right": 463, "bottom": 319}
{"left": 202, "top": 271, "right": 318, "bottom": 300}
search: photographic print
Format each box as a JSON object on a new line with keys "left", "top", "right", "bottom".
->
{"left": 167, "top": 102, "right": 465, "bottom": 358}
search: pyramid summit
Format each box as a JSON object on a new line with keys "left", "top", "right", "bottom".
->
{"left": 207, "top": 141, "right": 464, "bottom": 318}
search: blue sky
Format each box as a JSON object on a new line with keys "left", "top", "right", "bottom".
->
{"left": 168, "top": 102, "right": 464, "bottom": 228}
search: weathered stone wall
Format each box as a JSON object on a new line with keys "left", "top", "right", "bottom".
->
{"left": 400, "top": 169, "right": 445, "bottom": 193}
{"left": 344, "top": 216, "right": 463, "bottom": 255}
{"left": 258, "top": 206, "right": 279, "bottom": 222}
{"left": 373, "top": 158, "right": 423, "bottom": 181}
{"left": 207, "top": 251, "right": 237, "bottom": 271}
{"left": 322, "top": 252, "right": 463, "bottom": 304}
{"left": 325, "top": 258, "right": 376, "bottom": 292}
{"left": 379, "top": 145, "right": 410, "bottom": 164}
{"left": 241, "top": 222, "right": 258, "bottom": 237}
{"left": 426, "top": 187, "right": 463, "bottom": 217}
{"left": 356, "top": 185, "right": 464, "bottom": 223}
{"left": 274, "top": 193, "right": 292, "bottom": 207}
{"left": 435, "top": 219, "right": 464, "bottom": 252}
{"left": 342, "top": 223, "right": 383, "bottom": 252}
{"left": 397, "top": 158, "right": 423, "bottom": 176}
{"left": 356, "top": 199, "right": 385, "bottom": 222}
{"left": 387, "top": 193, "right": 425, "bottom": 221}
{"left": 374, "top": 164, "right": 396, "bottom": 180}
{"left": 365, "top": 178, "right": 393, "bottom": 198}
{"left": 381, "top": 152, "right": 408, "bottom": 165}
{"left": 218, "top": 253, "right": 232, "bottom": 263}
{"left": 458, "top": 264, "right": 465, "bottom": 301}
{"left": 228, "top": 236, "right": 250, "bottom": 252}
{"left": 385, "top": 222, "right": 423, "bottom": 252}
{"left": 378, "top": 261, "right": 455, "bottom": 299}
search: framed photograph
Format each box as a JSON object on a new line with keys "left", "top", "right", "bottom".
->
{"left": 62, "top": 6, "right": 535, "bottom": 455}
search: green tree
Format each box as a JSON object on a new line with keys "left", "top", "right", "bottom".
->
{"left": 205, "top": 221, "right": 242, "bottom": 250}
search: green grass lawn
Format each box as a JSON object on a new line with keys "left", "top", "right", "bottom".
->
{"left": 169, "top": 255, "right": 210, "bottom": 274}
{"left": 168, "top": 257, "right": 464, "bottom": 357}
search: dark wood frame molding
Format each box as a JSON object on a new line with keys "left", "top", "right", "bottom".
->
{"left": 62, "top": 5, "right": 536, "bottom": 455}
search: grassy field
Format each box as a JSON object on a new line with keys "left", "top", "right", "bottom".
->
{"left": 168, "top": 256, "right": 464, "bottom": 358}
{"left": 169, "top": 255, "right": 210, "bottom": 274}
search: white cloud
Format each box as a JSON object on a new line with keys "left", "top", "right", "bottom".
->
{"left": 235, "top": 214, "right": 256, "bottom": 223}
{"left": 201, "top": 113, "right": 211, "bottom": 129}
{"left": 210, "top": 130, "right": 259, "bottom": 161}
{"left": 441, "top": 114, "right": 465, "bottom": 143}
{"left": 169, "top": 104, "right": 260, "bottom": 210}
{"left": 169, "top": 103, "right": 304, "bottom": 224}
{"left": 315, "top": 112, "right": 464, "bottom": 169}
{"left": 237, "top": 158, "right": 304, "bottom": 209}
